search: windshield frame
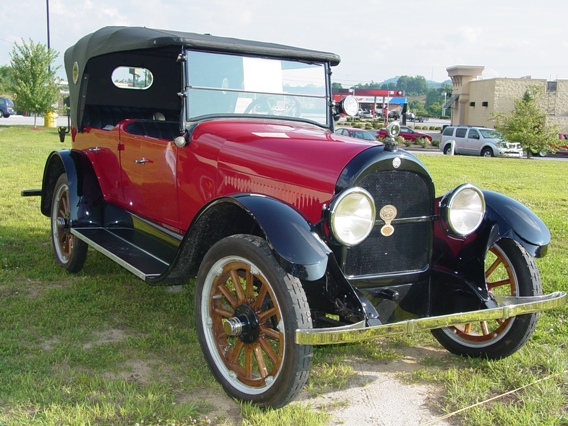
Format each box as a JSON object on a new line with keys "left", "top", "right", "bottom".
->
{"left": 182, "top": 48, "right": 333, "bottom": 127}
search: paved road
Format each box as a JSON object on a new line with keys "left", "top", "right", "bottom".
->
{"left": 0, "top": 114, "right": 70, "bottom": 127}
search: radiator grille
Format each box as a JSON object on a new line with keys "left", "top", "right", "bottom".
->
{"left": 344, "top": 170, "right": 432, "bottom": 277}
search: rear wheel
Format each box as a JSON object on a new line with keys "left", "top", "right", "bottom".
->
{"left": 50, "top": 174, "right": 88, "bottom": 272}
{"left": 431, "top": 239, "right": 541, "bottom": 359}
{"left": 195, "top": 234, "right": 313, "bottom": 408}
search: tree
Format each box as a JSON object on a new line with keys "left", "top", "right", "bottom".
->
{"left": 493, "top": 87, "right": 560, "bottom": 158}
{"left": 8, "top": 39, "right": 60, "bottom": 126}
{"left": 0, "top": 65, "right": 11, "bottom": 96}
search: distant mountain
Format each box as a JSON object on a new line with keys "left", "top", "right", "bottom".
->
{"left": 381, "top": 76, "right": 451, "bottom": 88}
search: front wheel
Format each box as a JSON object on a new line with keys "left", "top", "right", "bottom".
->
{"left": 195, "top": 235, "right": 313, "bottom": 408}
{"left": 481, "top": 147, "right": 494, "bottom": 157}
{"left": 50, "top": 173, "right": 88, "bottom": 272}
{"left": 431, "top": 239, "right": 542, "bottom": 359}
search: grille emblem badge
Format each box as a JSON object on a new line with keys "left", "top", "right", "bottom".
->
{"left": 379, "top": 205, "right": 397, "bottom": 237}
{"left": 392, "top": 157, "right": 401, "bottom": 169}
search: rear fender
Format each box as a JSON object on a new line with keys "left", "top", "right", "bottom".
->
{"left": 40, "top": 150, "right": 104, "bottom": 226}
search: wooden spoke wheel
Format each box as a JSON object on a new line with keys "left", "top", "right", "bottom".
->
{"left": 195, "top": 235, "right": 312, "bottom": 408}
{"left": 432, "top": 238, "right": 542, "bottom": 359}
{"left": 50, "top": 174, "right": 87, "bottom": 272}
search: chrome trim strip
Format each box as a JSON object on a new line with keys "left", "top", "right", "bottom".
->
{"left": 295, "top": 291, "right": 566, "bottom": 345}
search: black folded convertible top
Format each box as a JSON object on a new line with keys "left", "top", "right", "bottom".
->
{"left": 65, "top": 26, "right": 341, "bottom": 70}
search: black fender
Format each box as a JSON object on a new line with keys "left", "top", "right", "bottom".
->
{"left": 40, "top": 149, "right": 105, "bottom": 227}
{"left": 150, "top": 194, "right": 331, "bottom": 285}
{"left": 430, "top": 190, "right": 550, "bottom": 309}
{"left": 482, "top": 190, "right": 550, "bottom": 258}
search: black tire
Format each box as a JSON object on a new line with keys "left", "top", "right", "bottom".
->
{"left": 431, "top": 239, "right": 541, "bottom": 359}
{"left": 481, "top": 147, "right": 494, "bottom": 157}
{"left": 195, "top": 234, "right": 313, "bottom": 408}
{"left": 443, "top": 144, "right": 452, "bottom": 155}
{"left": 50, "top": 173, "right": 88, "bottom": 273}
{"left": 0, "top": 111, "right": 4, "bottom": 118}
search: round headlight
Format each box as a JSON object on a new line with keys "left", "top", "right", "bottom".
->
{"left": 440, "top": 184, "right": 485, "bottom": 236}
{"left": 330, "top": 188, "right": 376, "bottom": 246}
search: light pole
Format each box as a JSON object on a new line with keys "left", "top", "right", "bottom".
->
{"left": 46, "top": 0, "right": 51, "bottom": 50}
{"left": 441, "top": 92, "right": 447, "bottom": 117}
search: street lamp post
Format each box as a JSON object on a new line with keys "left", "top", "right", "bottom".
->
{"left": 441, "top": 92, "right": 447, "bottom": 117}
{"left": 46, "top": 0, "right": 51, "bottom": 50}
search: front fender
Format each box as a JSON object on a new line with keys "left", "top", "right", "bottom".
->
{"left": 153, "top": 194, "right": 332, "bottom": 285}
{"left": 234, "top": 194, "right": 331, "bottom": 280}
{"left": 431, "top": 189, "right": 550, "bottom": 297}
{"left": 483, "top": 190, "right": 550, "bottom": 258}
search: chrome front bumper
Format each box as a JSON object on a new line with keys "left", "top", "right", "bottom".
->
{"left": 295, "top": 291, "right": 566, "bottom": 345}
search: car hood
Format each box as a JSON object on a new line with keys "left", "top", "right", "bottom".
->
{"left": 191, "top": 118, "right": 377, "bottom": 222}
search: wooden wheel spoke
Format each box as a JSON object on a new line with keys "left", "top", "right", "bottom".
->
{"left": 261, "top": 324, "right": 281, "bottom": 340}
{"left": 253, "top": 344, "right": 269, "bottom": 378}
{"left": 228, "top": 339, "right": 244, "bottom": 363}
{"left": 257, "top": 306, "right": 277, "bottom": 323}
{"left": 245, "top": 345, "right": 254, "bottom": 378}
{"left": 480, "top": 321, "right": 490, "bottom": 335}
{"left": 259, "top": 336, "right": 281, "bottom": 366}
{"left": 485, "top": 257, "right": 502, "bottom": 279}
{"left": 245, "top": 269, "right": 255, "bottom": 300}
{"left": 213, "top": 307, "right": 234, "bottom": 318}
{"left": 230, "top": 269, "right": 245, "bottom": 302}
{"left": 218, "top": 284, "right": 238, "bottom": 309}
{"left": 488, "top": 278, "right": 511, "bottom": 290}
{"left": 252, "top": 284, "right": 268, "bottom": 311}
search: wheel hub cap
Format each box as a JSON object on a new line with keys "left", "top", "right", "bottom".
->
{"left": 222, "top": 304, "right": 259, "bottom": 344}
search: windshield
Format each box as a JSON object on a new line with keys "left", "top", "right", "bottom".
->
{"left": 185, "top": 51, "right": 329, "bottom": 125}
{"left": 480, "top": 129, "right": 501, "bottom": 139}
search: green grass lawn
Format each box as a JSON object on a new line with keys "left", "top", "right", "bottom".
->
{"left": 0, "top": 125, "right": 566, "bottom": 425}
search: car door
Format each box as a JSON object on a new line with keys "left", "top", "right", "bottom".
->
{"left": 453, "top": 128, "right": 468, "bottom": 154}
{"left": 119, "top": 127, "right": 179, "bottom": 226}
{"left": 466, "top": 129, "right": 482, "bottom": 155}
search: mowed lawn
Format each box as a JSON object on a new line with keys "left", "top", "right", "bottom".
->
{"left": 0, "top": 125, "right": 566, "bottom": 425}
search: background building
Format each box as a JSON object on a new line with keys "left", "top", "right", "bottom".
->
{"left": 444, "top": 65, "right": 568, "bottom": 132}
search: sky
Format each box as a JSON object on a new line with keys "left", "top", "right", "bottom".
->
{"left": 2, "top": 0, "right": 568, "bottom": 87}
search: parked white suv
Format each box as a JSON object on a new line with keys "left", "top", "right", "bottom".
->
{"left": 440, "top": 126, "right": 523, "bottom": 157}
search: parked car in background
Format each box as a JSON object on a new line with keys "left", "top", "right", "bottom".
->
{"left": 405, "top": 112, "right": 426, "bottom": 122}
{"left": 557, "top": 133, "right": 568, "bottom": 155}
{"left": 335, "top": 127, "right": 380, "bottom": 142}
{"left": 357, "top": 109, "right": 373, "bottom": 119}
{"left": 23, "top": 26, "right": 565, "bottom": 409}
{"left": 0, "top": 97, "right": 15, "bottom": 118}
{"left": 376, "top": 125, "right": 432, "bottom": 142}
{"left": 440, "top": 126, "right": 523, "bottom": 157}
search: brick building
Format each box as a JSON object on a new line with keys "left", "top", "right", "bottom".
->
{"left": 444, "top": 65, "right": 568, "bottom": 132}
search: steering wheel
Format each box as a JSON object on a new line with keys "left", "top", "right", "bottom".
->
{"left": 243, "top": 95, "right": 302, "bottom": 117}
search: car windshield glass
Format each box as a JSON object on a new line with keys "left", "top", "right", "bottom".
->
{"left": 480, "top": 129, "right": 501, "bottom": 139}
{"left": 6, "top": 98, "right": 13, "bottom": 107}
{"left": 185, "top": 51, "right": 328, "bottom": 124}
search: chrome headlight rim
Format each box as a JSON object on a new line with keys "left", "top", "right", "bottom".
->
{"left": 329, "top": 187, "right": 376, "bottom": 247}
{"left": 440, "top": 183, "right": 486, "bottom": 237}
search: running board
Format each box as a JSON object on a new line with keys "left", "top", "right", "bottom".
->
{"left": 72, "top": 227, "right": 176, "bottom": 280}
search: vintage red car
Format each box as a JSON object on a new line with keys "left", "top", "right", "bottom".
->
{"left": 24, "top": 26, "right": 565, "bottom": 408}
{"left": 376, "top": 125, "right": 432, "bottom": 142}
